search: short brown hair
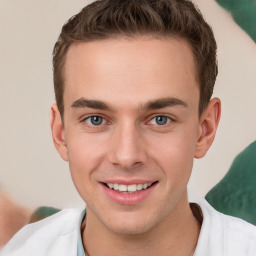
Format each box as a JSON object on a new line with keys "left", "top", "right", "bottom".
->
{"left": 53, "top": 0, "right": 217, "bottom": 118}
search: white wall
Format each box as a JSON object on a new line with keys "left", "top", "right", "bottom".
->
{"left": 0, "top": 0, "right": 255, "bottom": 209}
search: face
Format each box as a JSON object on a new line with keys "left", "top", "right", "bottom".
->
{"left": 52, "top": 37, "right": 220, "bottom": 235}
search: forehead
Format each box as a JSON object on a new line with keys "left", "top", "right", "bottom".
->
{"left": 63, "top": 37, "right": 199, "bottom": 110}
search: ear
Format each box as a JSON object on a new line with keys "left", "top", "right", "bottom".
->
{"left": 194, "top": 98, "right": 221, "bottom": 158}
{"left": 51, "top": 104, "right": 68, "bottom": 161}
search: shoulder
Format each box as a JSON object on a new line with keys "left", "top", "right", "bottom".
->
{"left": 194, "top": 199, "right": 256, "bottom": 256}
{"left": 1, "top": 208, "right": 84, "bottom": 256}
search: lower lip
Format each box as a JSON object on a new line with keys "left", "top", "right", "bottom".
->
{"left": 101, "top": 183, "right": 157, "bottom": 205}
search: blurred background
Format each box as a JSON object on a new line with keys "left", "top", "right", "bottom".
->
{"left": 0, "top": 0, "right": 256, "bottom": 211}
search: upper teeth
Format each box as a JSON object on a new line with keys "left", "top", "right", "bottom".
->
{"left": 107, "top": 183, "right": 152, "bottom": 192}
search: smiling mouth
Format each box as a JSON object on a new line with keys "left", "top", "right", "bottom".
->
{"left": 103, "top": 181, "right": 158, "bottom": 193}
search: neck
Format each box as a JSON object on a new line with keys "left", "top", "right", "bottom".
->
{"left": 82, "top": 194, "right": 201, "bottom": 256}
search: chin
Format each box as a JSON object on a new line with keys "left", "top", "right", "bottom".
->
{"left": 103, "top": 211, "right": 163, "bottom": 235}
{"left": 108, "top": 222, "right": 153, "bottom": 235}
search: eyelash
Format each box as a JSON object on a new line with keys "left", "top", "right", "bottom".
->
{"left": 82, "top": 115, "right": 108, "bottom": 127}
{"left": 146, "top": 115, "right": 173, "bottom": 126}
{"left": 82, "top": 114, "right": 174, "bottom": 128}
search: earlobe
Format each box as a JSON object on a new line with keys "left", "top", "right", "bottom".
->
{"left": 194, "top": 98, "right": 221, "bottom": 158}
{"left": 51, "top": 104, "right": 68, "bottom": 161}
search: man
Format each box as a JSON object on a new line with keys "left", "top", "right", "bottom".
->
{"left": 2, "top": 0, "right": 256, "bottom": 255}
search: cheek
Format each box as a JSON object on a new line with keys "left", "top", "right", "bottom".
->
{"left": 147, "top": 126, "right": 198, "bottom": 180}
{"left": 66, "top": 134, "right": 107, "bottom": 191}
{"left": 67, "top": 132, "right": 107, "bottom": 166}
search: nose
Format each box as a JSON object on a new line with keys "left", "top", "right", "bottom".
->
{"left": 108, "top": 121, "right": 147, "bottom": 169}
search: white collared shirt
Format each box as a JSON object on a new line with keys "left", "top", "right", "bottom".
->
{"left": 2, "top": 199, "right": 256, "bottom": 256}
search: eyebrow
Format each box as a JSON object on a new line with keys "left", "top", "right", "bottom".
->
{"left": 71, "top": 98, "right": 111, "bottom": 110}
{"left": 71, "top": 97, "right": 188, "bottom": 111}
{"left": 143, "top": 97, "right": 188, "bottom": 110}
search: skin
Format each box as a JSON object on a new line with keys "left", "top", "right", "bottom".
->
{"left": 51, "top": 37, "right": 221, "bottom": 256}
{"left": 0, "top": 192, "right": 32, "bottom": 248}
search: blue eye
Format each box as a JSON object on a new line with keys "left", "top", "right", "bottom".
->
{"left": 85, "top": 116, "right": 106, "bottom": 126}
{"left": 150, "top": 116, "right": 170, "bottom": 125}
